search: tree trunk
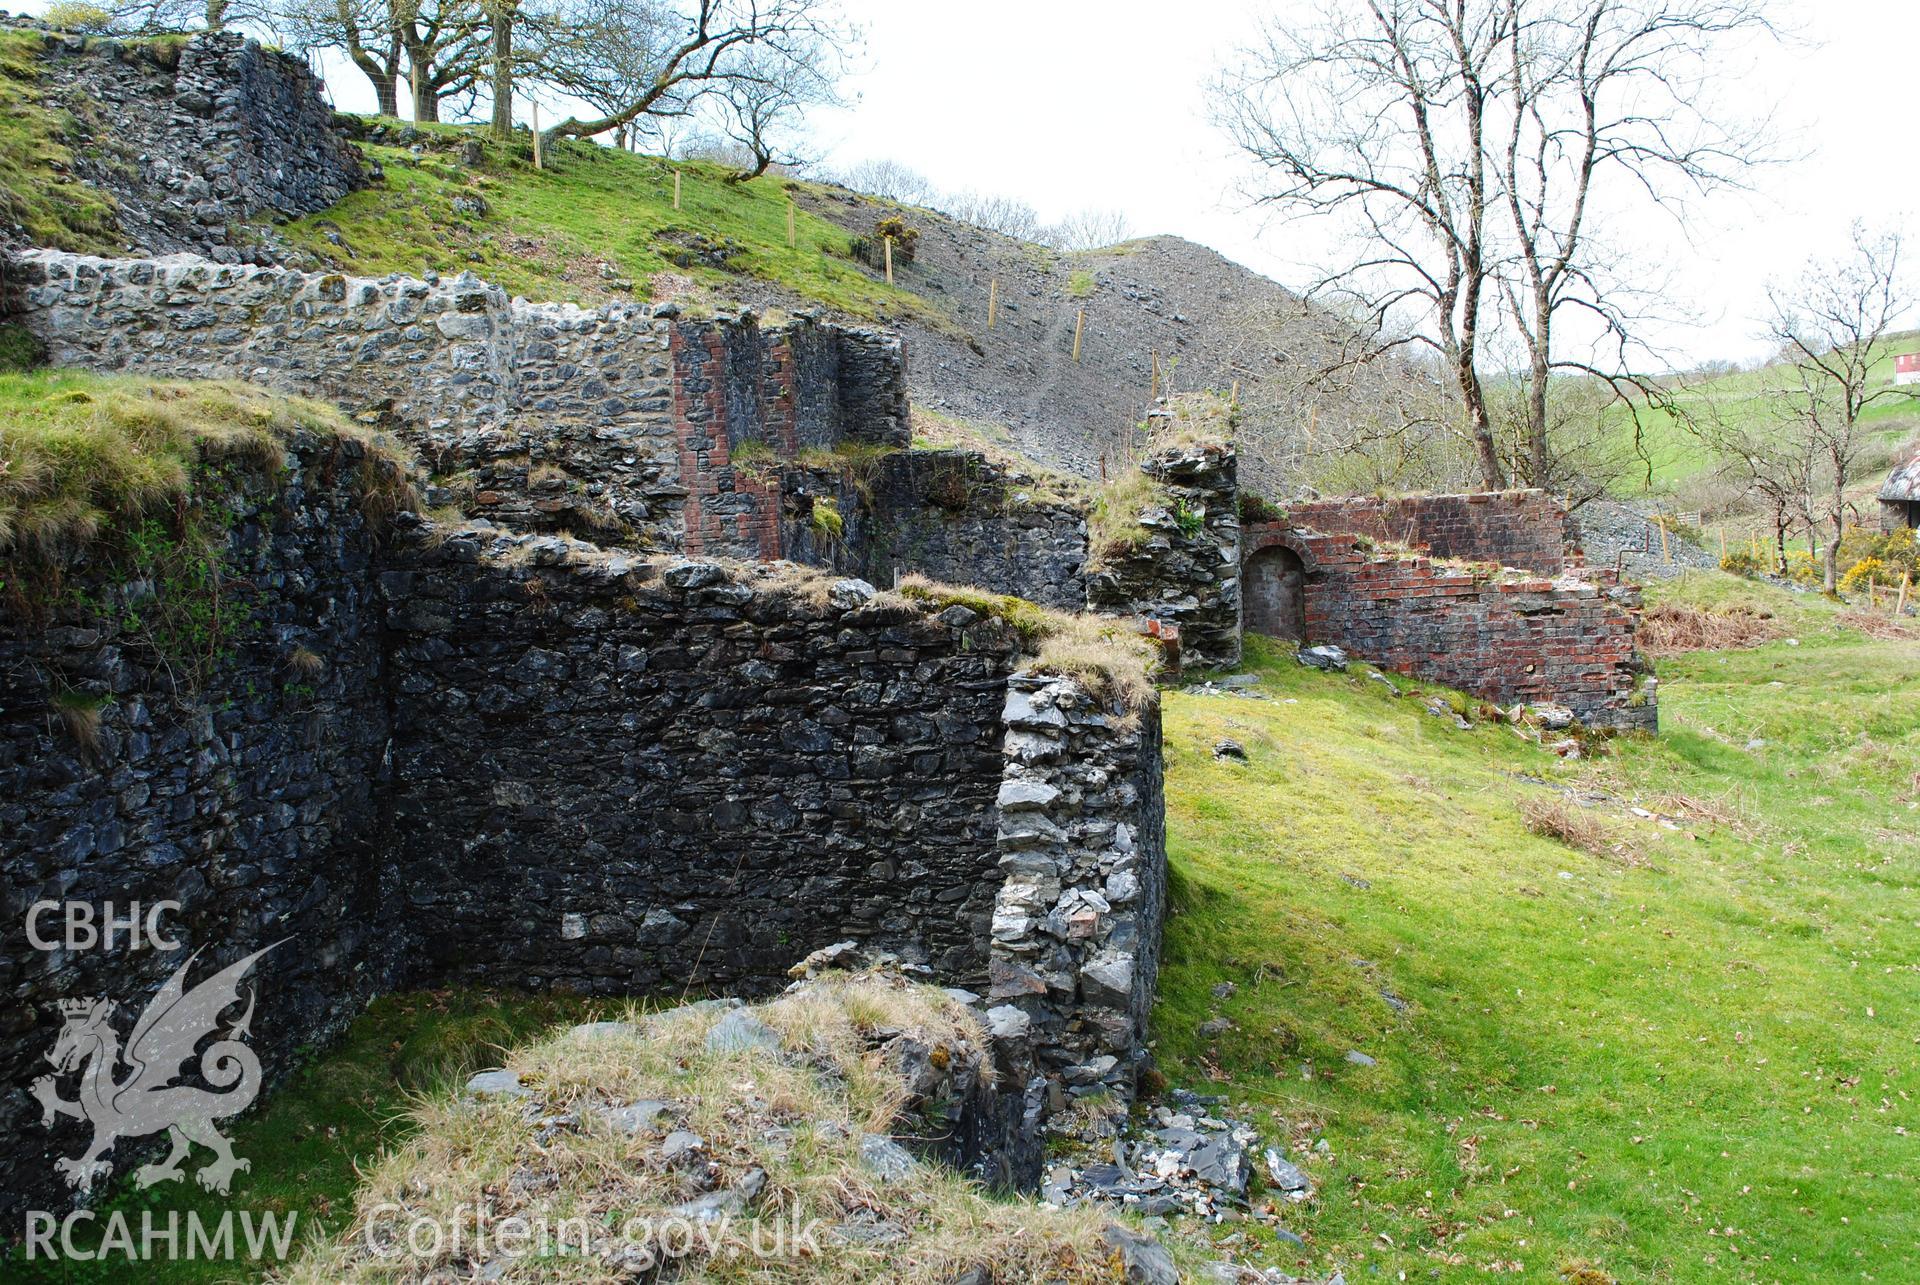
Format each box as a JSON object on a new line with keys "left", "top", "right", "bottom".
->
{"left": 365, "top": 68, "right": 399, "bottom": 119}
{"left": 1459, "top": 364, "right": 1505, "bottom": 491}
{"left": 488, "top": 6, "right": 514, "bottom": 140}
{"left": 205, "top": 0, "right": 229, "bottom": 30}
{"left": 1825, "top": 511, "right": 1843, "bottom": 593}
{"left": 1526, "top": 290, "right": 1552, "bottom": 487}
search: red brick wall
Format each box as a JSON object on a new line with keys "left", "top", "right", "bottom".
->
{"left": 1243, "top": 524, "right": 1654, "bottom": 731}
{"left": 1284, "top": 490, "right": 1577, "bottom": 575}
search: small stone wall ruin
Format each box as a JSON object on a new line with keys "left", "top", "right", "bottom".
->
{"left": 1, "top": 25, "right": 363, "bottom": 262}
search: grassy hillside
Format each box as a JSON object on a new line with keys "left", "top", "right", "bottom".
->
{"left": 281, "top": 126, "right": 943, "bottom": 326}
{"left": 1602, "top": 333, "right": 1920, "bottom": 497}
{"left": 1157, "top": 579, "right": 1920, "bottom": 1282}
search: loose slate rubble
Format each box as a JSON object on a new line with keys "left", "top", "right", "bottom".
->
{"left": 1042, "top": 1091, "right": 1316, "bottom": 1223}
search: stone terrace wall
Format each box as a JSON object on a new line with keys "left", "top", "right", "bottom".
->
{"left": 1247, "top": 523, "right": 1655, "bottom": 730}
{"left": 381, "top": 544, "right": 1029, "bottom": 992}
{"left": 1087, "top": 441, "right": 1243, "bottom": 669}
{"left": 0, "top": 433, "right": 405, "bottom": 1221}
{"left": 1285, "top": 490, "right": 1578, "bottom": 576}
{"left": 4, "top": 26, "right": 363, "bottom": 261}
{"left": 3, "top": 253, "right": 907, "bottom": 557}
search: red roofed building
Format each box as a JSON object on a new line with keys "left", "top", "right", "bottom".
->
{"left": 1896, "top": 353, "right": 1920, "bottom": 386}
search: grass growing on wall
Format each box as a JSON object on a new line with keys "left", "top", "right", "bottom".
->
{"left": 280, "top": 130, "right": 943, "bottom": 325}
{"left": 0, "top": 29, "right": 122, "bottom": 251}
{"left": 1156, "top": 583, "right": 1920, "bottom": 1282}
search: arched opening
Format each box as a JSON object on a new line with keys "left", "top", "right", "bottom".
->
{"left": 1245, "top": 545, "right": 1306, "bottom": 641}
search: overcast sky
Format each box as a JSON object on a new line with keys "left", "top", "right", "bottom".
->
{"left": 30, "top": 0, "right": 1913, "bottom": 368}
{"left": 806, "top": 0, "right": 1918, "bottom": 370}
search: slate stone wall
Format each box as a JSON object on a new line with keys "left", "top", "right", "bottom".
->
{"left": 3, "top": 26, "right": 363, "bottom": 262}
{"left": 380, "top": 542, "right": 1030, "bottom": 994}
{"left": 988, "top": 677, "right": 1166, "bottom": 1098}
{"left": 0, "top": 462, "right": 1169, "bottom": 1212}
{"left": 852, "top": 451, "right": 1089, "bottom": 608}
{"left": 1285, "top": 490, "right": 1579, "bottom": 576}
{"left": 0, "top": 433, "right": 406, "bottom": 1222}
{"left": 1087, "top": 441, "right": 1243, "bottom": 670}
{"left": 1244, "top": 523, "right": 1657, "bottom": 730}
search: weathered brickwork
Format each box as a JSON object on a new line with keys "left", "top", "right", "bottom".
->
{"left": 1284, "top": 490, "right": 1580, "bottom": 576}
{"left": 1245, "top": 523, "right": 1655, "bottom": 730}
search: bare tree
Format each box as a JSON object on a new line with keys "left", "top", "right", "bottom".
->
{"left": 829, "top": 158, "right": 936, "bottom": 205}
{"left": 709, "top": 34, "right": 844, "bottom": 180}
{"left": 1217, "top": 0, "right": 1517, "bottom": 489}
{"left": 1216, "top": 0, "right": 1776, "bottom": 494}
{"left": 525, "top": 0, "right": 841, "bottom": 144}
{"left": 1048, "top": 208, "right": 1134, "bottom": 252}
{"left": 1764, "top": 223, "right": 1915, "bottom": 591}
{"left": 1496, "top": 0, "right": 1774, "bottom": 486}
{"left": 283, "top": 0, "right": 406, "bottom": 115}
{"left": 936, "top": 190, "right": 1046, "bottom": 240}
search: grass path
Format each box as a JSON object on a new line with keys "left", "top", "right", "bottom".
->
{"left": 1156, "top": 591, "right": 1920, "bottom": 1282}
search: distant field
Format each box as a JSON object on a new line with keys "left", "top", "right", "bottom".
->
{"left": 1601, "top": 332, "right": 1920, "bottom": 499}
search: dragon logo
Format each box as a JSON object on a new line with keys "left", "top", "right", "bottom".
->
{"left": 32, "top": 943, "right": 280, "bottom": 1196}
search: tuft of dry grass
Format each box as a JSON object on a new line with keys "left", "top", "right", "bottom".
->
{"left": 0, "top": 370, "right": 415, "bottom": 561}
{"left": 1637, "top": 602, "right": 1786, "bottom": 655}
{"left": 1520, "top": 795, "right": 1645, "bottom": 866}
{"left": 50, "top": 689, "right": 104, "bottom": 755}
{"left": 286, "top": 646, "right": 326, "bottom": 677}
{"left": 1834, "top": 610, "right": 1920, "bottom": 641}
{"left": 278, "top": 974, "right": 1130, "bottom": 1284}
{"left": 1085, "top": 470, "right": 1172, "bottom": 569}
{"left": 895, "top": 574, "right": 1157, "bottom": 716}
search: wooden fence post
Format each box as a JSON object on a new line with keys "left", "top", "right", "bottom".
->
{"left": 1659, "top": 521, "right": 1671, "bottom": 564}
{"left": 787, "top": 201, "right": 796, "bottom": 248}
{"left": 1898, "top": 572, "right": 1910, "bottom": 617}
{"left": 884, "top": 236, "right": 893, "bottom": 284}
{"left": 673, "top": 169, "right": 682, "bottom": 210}
{"left": 986, "top": 278, "right": 998, "bottom": 329}
{"left": 1072, "top": 308, "right": 1085, "bottom": 363}
{"left": 531, "top": 101, "right": 543, "bottom": 170}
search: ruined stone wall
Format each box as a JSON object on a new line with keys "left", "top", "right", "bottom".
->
{"left": 1285, "top": 490, "right": 1578, "bottom": 576}
{"left": 4, "top": 26, "right": 363, "bottom": 262}
{"left": 1246, "top": 524, "right": 1655, "bottom": 730}
{"left": 1087, "top": 441, "right": 1243, "bottom": 669}
{"left": 988, "top": 677, "right": 1166, "bottom": 1098}
{"left": 0, "top": 433, "right": 406, "bottom": 1221}
{"left": 851, "top": 451, "right": 1089, "bottom": 608}
{"left": 381, "top": 542, "right": 1029, "bottom": 993}
{"left": 3, "top": 253, "right": 908, "bottom": 558}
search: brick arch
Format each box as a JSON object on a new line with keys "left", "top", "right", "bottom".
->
{"left": 1241, "top": 522, "right": 1320, "bottom": 575}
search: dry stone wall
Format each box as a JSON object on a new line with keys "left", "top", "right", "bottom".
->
{"left": 1087, "top": 441, "right": 1243, "bottom": 670}
{"left": 0, "top": 433, "right": 406, "bottom": 1222}
{"left": 0, "top": 450, "right": 1168, "bottom": 1213}
{"left": 1, "top": 25, "right": 363, "bottom": 261}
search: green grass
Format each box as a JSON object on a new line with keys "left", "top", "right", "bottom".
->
{"left": 1599, "top": 333, "right": 1920, "bottom": 497}
{"left": 0, "top": 369, "right": 393, "bottom": 560}
{"left": 280, "top": 128, "right": 941, "bottom": 325}
{"left": 0, "top": 30, "right": 121, "bottom": 251}
{"left": 1155, "top": 596, "right": 1920, "bottom": 1282}
{"left": 4, "top": 990, "right": 606, "bottom": 1284}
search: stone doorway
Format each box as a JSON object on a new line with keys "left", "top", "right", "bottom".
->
{"left": 1244, "top": 545, "right": 1306, "bottom": 641}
